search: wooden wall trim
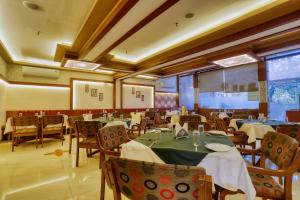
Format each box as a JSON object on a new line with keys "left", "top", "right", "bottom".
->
{"left": 176, "top": 75, "right": 179, "bottom": 107}
{"left": 258, "top": 60, "right": 267, "bottom": 81}
{"left": 0, "top": 74, "right": 9, "bottom": 83}
{"left": 121, "top": 82, "right": 155, "bottom": 109}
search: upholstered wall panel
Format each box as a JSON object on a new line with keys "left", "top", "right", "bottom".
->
{"left": 155, "top": 92, "right": 177, "bottom": 108}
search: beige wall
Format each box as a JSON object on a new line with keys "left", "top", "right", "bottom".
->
{"left": 0, "top": 56, "right": 7, "bottom": 126}
{"left": 122, "top": 84, "right": 154, "bottom": 109}
{"left": 73, "top": 80, "right": 113, "bottom": 109}
{"left": 6, "top": 85, "right": 70, "bottom": 110}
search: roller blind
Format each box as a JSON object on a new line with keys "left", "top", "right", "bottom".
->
{"left": 198, "top": 70, "right": 224, "bottom": 92}
{"left": 224, "top": 63, "right": 258, "bottom": 92}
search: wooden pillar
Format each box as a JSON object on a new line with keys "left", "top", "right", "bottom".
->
{"left": 258, "top": 60, "right": 268, "bottom": 116}
{"left": 193, "top": 73, "right": 199, "bottom": 109}
{"left": 176, "top": 75, "right": 179, "bottom": 107}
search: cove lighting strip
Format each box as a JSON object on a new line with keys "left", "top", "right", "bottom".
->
{"left": 0, "top": 77, "right": 69, "bottom": 89}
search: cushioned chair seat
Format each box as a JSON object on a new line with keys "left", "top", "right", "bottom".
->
{"left": 15, "top": 128, "right": 38, "bottom": 134}
{"left": 42, "top": 127, "right": 62, "bottom": 132}
{"left": 249, "top": 171, "right": 284, "bottom": 199}
{"left": 81, "top": 137, "right": 97, "bottom": 145}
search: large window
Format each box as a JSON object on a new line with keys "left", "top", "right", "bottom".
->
{"left": 179, "top": 75, "right": 194, "bottom": 109}
{"left": 267, "top": 50, "right": 300, "bottom": 121}
{"left": 198, "top": 63, "right": 259, "bottom": 109}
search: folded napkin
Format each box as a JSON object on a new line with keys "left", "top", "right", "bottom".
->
{"left": 175, "top": 122, "right": 188, "bottom": 139}
{"left": 207, "top": 130, "right": 227, "bottom": 136}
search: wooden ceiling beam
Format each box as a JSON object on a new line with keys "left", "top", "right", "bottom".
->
{"left": 78, "top": 0, "right": 139, "bottom": 60}
{"left": 93, "top": 0, "right": 179, "bottom": 62}
{"left": 0, "top": 41, "right": 13, "bottom": 63}
{"left": 54, "top": 44, "right": 71, "bottom": 62}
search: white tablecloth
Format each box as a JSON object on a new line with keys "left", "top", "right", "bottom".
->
{"left": 4, "top": 115, "right": 69, "bottom": 135}
{"left": 121, "top": 140, "right": 255, "bottom": 200}
{"left": 165, "top": 110, "right": 179, "bottom": 118}
{"left": 229, "top": 119, "right": 275, "bottom": 143}
{"left": 104, "top": 121, "right": 129, "bottom": 129}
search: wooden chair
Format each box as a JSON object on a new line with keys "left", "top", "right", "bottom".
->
{"left": 276, "top": 124, "right": 300, "bottom": 144}
{"left": 92, "top": 113, "right": 103, "bottom": 119}
{"left": 96, "top": 125, "right": 129, "bottom": 200}
{"left": 113, "top": 112, "right": 124, "bottom": 118}
{"left": 154, "top": 113, "right": 168, "bottom": 128}
{"left": 75, "top": 121, "right": 100, "bottom": 167}
{"left": 126, "top": 118, "right": 148, "bottom": 139}
{"left": 219, "top": 131, "right": 300, "bottom": 200}
{"left": 41, "top": 115, "right": 64, "bottom": 147}
{"left": 67, "top": 116, "right": 84, "bottom": 154}
{"left": 103, "top": 157, "right": 213, "bottom": 200}
{"left": 145, "top": 111, "right": 156, "bottom": 128}
{"left": 215, "top": 118, "right": 256, "bottom": 164}
{"left": 179, "top": 115, "right": 202, "bottom": 131}
{"left": 11, "top": 116, "right": 39, "bottom": 152}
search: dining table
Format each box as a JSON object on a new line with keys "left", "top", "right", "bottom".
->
{"left": 91, "top": 117, "right": 132, "bottom": 129}
{"left": 121, "top": 130, "right": 256, "bottom": 200}
{"left": 229, "top": 119, "right": 294, "bottom": 143}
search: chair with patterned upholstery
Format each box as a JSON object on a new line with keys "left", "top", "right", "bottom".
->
{"left": 75, "top": 121, "right": 100, "bottom": 167}
{"left": 67, "top": 115, "right": 84, "bottom": 154}
{"left": 96, "top": 125, "right": 129, "bottom": 200}
{"left": 179, "top": 115, "right": 202, "bottom": 131}
{"left": 11, "top": 116, "right": 39, "bottom": 152}
{"left": 126, "top": 118, "right": 148, "bottom": 139}
{"left": 154, "top": 113, "right": 168, "bottom": 128}
{"left": 219, "top": 131, "right": 300, "bottom": 200}
{"left": 103, "top": 157, "right": 213, "bottom": 200}
{"left": 41, "top": 115, "right": 64, "bottom": 147}
{"left": 276, "top": 124, "right": 300, "bottom": 144}
{"left": 145, "top": 111, "right": 156, "bottom": 128}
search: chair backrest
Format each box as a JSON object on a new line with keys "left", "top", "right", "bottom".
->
{"left": 113, "top": 112, "right": 124, "bottom": 118}
{"left": 261, "top": 131, "right": 299, "bottom": 169}
{"left": 75, "top": 121, "right": 100, "bottom": 138}
{"left": 12, "top": 116, "right": 38, "bottom": 127}
{"left": 98, "top": 125, "right": 128, "bottom": 150}
{"left": 68, "top": 115, "right": 84, "bottom": 129}
{"left": 215, "top": 118, "right": 228, "bottom": 132}
{"left": 104, "top": 157, "right": 212, "bottom": 200}
{"left": 180, "top": 115, "right": 201, "bottom": 131}
{"left": 139, "top": 118, "right": 148, "bottom": 133}
{"left": 145, "top": 111, "right": 156, "bottom": 119}
{"left": 92, "top": 113, "right": 103, "bottom": 119}
{"left": 41, "top": 115, "right": 63, "bottom": 128}
{"left": 276, "top": 124, "right": 300, "bottom": 144}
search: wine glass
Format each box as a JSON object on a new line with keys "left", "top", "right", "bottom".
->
{"left": 193, "top": 131, "right": 201, "bottom": 151}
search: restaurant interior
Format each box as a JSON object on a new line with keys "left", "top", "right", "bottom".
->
{"left": 1, "top": 0, "right": 300, "bottom": 199}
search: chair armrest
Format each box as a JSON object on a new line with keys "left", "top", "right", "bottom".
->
{"left": 227, "top": 126, "right": 236, "bottom": 131}
{"left": 227, "top": 130, "right": 245, "bottom": 135}
{"left": 247, "top": 166, "right": 288, "bottom": 177}
{"left": 102, "top": 149, "right": 121, "bottom": 156}
{"left": 237, "top": 147, "right": 261, "bottom": 155}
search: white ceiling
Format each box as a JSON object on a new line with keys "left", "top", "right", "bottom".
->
{"left": 85, "top": 0, "right": 276, "bottom": 64}
{"left": 0, "top": 0, "right": 95, "bottom": 66}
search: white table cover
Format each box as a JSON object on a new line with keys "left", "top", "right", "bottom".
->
{"left": 104, "top": 120, "right": 129, "bottom": 129}
{"left": 121, "top": 140, "right": 255, "bottom": 200}
{"left": 229, "top": 119, "right": 242, "bottom": 130}
{"left": 219, "top": 112, "right": 229, "bottom": 119}
{"left": 165, "top": 110, "right": 179, "bottom": 118}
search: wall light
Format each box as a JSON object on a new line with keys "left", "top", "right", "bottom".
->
{"left": 95, "top": 69, "right": 115, "bottom": 74}
{"left": 212, "top": 54, "right": 257, "bottom": 67}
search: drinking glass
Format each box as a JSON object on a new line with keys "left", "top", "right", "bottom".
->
{"left": 193, "top": 131, "right": 201, "bottom": 151}
{"left": 198, "top": 124, "right": 204, "bottom": 133}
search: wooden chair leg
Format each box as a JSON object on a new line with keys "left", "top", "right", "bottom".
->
{"left": 35, "top": 134, "right": 38, "bottom": 149}
{"left": 12, "top": 136, "right": 14, "bottom": 152}
{"left": 41, "top": 133, "right": 44, "bottom": 148}
{"left": 61, "top": 132, "right": 64, "bottom": 146}
{"left": 76, "top": 142, "right": 80, "bottom": 167}
{"left": 69, "top": 132, "right": 72, "bottom": 154}
{"left": 100, "top": 171, "right": 105, "bottom": 200}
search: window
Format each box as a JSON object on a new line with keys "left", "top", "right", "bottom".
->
{"left": 267, "top": 50, "right": 300, "bottom": 121}
{"left": 198, "top": 63, "right": 259, "bottom": 109}
{"left": 179, "top": 75, "right": 194, "bottom": 109}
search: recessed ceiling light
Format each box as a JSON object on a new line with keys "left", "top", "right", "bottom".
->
{"left": 22, "top": 1, "right": 41, "bottom": 10}
{"left": 65, "top": 60, "right": 100, "bottom": 70}
{"left": 136, "top": 75, "right": 157, "bottom": 79}
{"left": 95, "top": 69, "right": 115, "bottom": 74}
{"left": 212, "top": 54, "right": 257, "bottom": 68}
{"left": 185, "top": 13, "right": 194, "bottom": 19}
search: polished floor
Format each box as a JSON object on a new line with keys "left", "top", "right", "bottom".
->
{"left": 0, "top": 137, "right": 300, "bottom": 200}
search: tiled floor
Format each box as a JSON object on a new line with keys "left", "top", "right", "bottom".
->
{"left": 0, "top": 137, "right": 299, "bottom": 200}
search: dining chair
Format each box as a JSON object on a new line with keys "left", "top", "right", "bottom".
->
{"left": 41, "top": 115, "right": 64, "bottom": 147}
{"left": 67, "top": 115, "right": 84, "bottom": 154}
{"left": 103, "top": 157, "right": 213, "bottom": 200}
{"left": 96, "top": 125, "right": 129, "bottom": 200}
{"left": 219, "top": 131, "right": 300, "bottom": 200}
{"left": 215, "top": 118, "right": 256, "bottom": 164}
{"left": 127, "top": 117, "right": 148, "bottom": 139}
{"left": 75, "top": 121, "right": 100, "bottom": 167}
{"left": 145, "top": 111, "right": 156, "bottom": 128}
{"left": 92, "top": 113, "right": 104, "bottom": 119}
{"left": 11, "top": 116, "right": 39, "bottom": 152}
{"left": 179, "top": 115, "right": 202, "bottom": 131}
{"left": 154, "top": 113, "right": 168, "bottom": 128}
{"left": 276, "top": 124, "right": 300, "bottom": 144}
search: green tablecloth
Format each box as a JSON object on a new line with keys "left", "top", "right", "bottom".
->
{"left": 135, "top": 131, "right": 234, "bottom": 166}
{"left": 236, "top": 119, "right": 286, "bottom": 129}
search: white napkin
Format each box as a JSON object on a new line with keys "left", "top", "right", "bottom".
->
{"left": 207, "top": 130, "right": 227, "bottom": 136}
{"left": 175, "top": 122, "right": 188, "bottom": 138}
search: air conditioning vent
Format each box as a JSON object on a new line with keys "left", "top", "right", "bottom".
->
{"left": 22, "top": 66, "right": 60, "bottom": 79}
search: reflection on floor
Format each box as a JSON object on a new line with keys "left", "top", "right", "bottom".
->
{"left": 0, "top": 137, "right": 300, "bottom": 200}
